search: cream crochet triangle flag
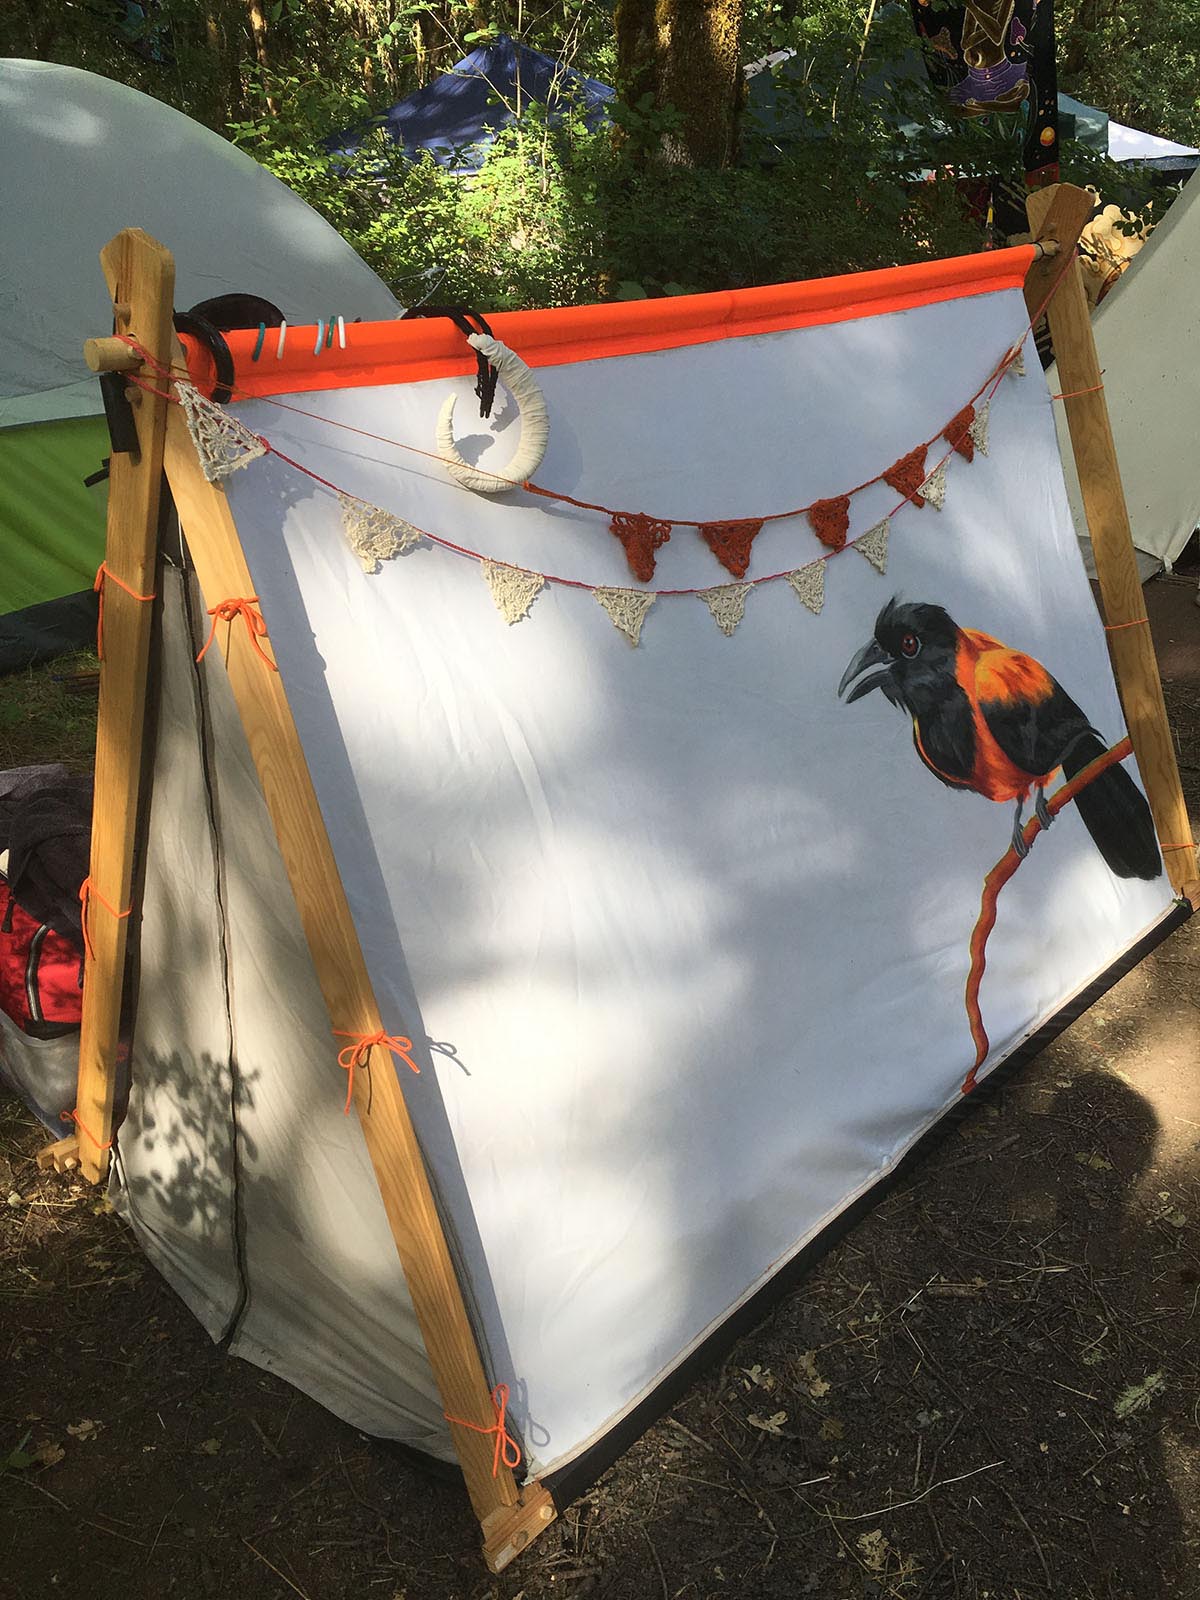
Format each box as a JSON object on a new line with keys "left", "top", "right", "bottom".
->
{"left": 786, "top": 561, "right": 825, "bottom": 615}
{"left": 969, "top": 399, "right": 991, "bottom": 457}
{"left": 482, "top": 561, "right": 546, "bottom": 624}
{"left": 921, "top": 460, "right": 948, "bottom": 512}
{"left": 698, "top": 583, "right": 751, "bottom": 637}
{"left": 595, "top": 587, "right": 656, "bottom": 646}
{"left": 176, "top": 381, "right": 266, "bottom": 483}
{"left": 338, "top": 494, "right": 422, "bottom": 573}
{"left": 854, "top": 518, "right": 890, "bottom": 575}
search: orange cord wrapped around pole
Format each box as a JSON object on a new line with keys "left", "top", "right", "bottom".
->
{"left": 962, "top": 735, "right": 1135, "bottom": 1094}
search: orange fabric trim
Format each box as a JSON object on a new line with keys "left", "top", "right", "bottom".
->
{"left": 444, "top": 1383, "right": 521, "bottom": 1477}
{"left": 182, "top": 246, "right": 1036, "bottom": 401}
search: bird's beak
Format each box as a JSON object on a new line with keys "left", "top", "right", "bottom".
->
{"left": 838, "top": 637, "right": 893, "bottom": 702}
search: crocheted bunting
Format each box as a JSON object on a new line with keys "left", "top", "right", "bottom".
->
{"left": 610, "top": 511, "right": 672, "bottom": 583}
{"left": 698, "top": 583, "right": 751, "bottom": 637}
{"left": 883, "top": 444, "right": 929, "bottom": 506}
{"left": 1007, "top": 343, "right": 1026, "bottom": 378}
{"left": 595, "top": 586, "right": 656, "bottom": 646}
{"left": 808, "top": 495, "right": 851, "bottom": 552}
{"left": 921, "top": 460, "right": 948, "bottom": 512}
{"left": 698, "top": 518, "right": 764, "bottom": 579}
{"left": 854, "top": 518, "right": 890, "bottom": 576}
{"left": 176, "top": 381, "right": 266, "bottom": 483}
{"left": 969, "top": 399, "right": 991, "bottom": 457}
{"left": 786, "top": 561, "right": 825, "bottom": 616}
{"left": 338, "top": 494, "right": 422, "bottom": 573}
{"left": 944, "top": 404, "right": 976, "bottom": 463}
{"left": 481, "top": 560, "right": 545, "bottom": 625}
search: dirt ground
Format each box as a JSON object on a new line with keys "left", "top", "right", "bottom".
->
{"left": 2, "top": 572, "right": 1198, "bottom": 1600}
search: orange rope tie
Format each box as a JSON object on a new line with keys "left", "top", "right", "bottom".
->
{"left": 1049, "top": 382, "right": 1107, "bottom": 400}
{"left": 333, "top": 1030, "right": 420, "bottom": 1114}
{"left": 196, "top": 597, "right": 278, "bottom": 672}
{"left": 444, "top": 1384, "right": 521, "bottom": 1477}
{"left": 93, "top": 562, "right": 156, "bottom": 659}
{"left": 1104, "top": 617, "right": 1149, "bottom": 632}
{"left": 1161, "top": 841, "right": 1198, "bottom": 853}
{"left": 78, "top": 876, "right": 133, "bottom": 962}
{"left": 60, "top": 1108, "right": 113, "bottom": 1152}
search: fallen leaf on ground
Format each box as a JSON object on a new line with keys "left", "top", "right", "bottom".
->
{"left": 857, "top": 1529, "right": 890, "bottom": 1572}
{"left": 67, "top": 1419, "right": 101, "bottom": 1441}
{"left": 197, "top": 1437, "right": 222, "bottom": 1455}
{"left": 31, "top": 1440, "right": 65, "bottom": 1468}
{"left": 1114, "top": 1372, "right": 1166, "bottom": 1419}
{"left": 746, "top": 1411, "right": 788, "bottom": 1436}
{"left": 819, "top": 1418, "right": 844, "bottom": 1441}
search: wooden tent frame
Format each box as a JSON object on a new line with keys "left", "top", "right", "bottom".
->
{"left": 37, "top": 188, "right": 1198, "bottom": 1571}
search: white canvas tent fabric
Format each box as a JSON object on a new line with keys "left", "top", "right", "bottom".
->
{"left": 118, "top": 254, "right": 1178, "bottom": 1482}
{"left": 1051, "top": 166, "right": 1200, "bottom": 575}
{"left": 1108, "top": 121, "right": 1199, "bottom": 162}
{"left": 0, "top": 59, "right": 401, "bottom": 430}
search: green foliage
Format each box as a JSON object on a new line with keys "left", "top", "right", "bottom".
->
{"left": 2, "top": 0, "right": 1187, "bottom": 313}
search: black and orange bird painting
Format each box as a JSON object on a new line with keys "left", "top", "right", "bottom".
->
{"left": 837, "top": 598, "right": 1161, "bottom": 880}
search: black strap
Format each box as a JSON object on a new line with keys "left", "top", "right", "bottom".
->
{"left": 83, "top": 458, "right": 111, "bottom": 489}
{"left": 400, "top": 304, "right": 498, "bottom": 419}
{"left": 173, "top": 310, "right": 236, "bottom": 405}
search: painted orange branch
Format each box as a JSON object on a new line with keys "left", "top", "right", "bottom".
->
{"left": 961, "top": 735, "right": 1134, "bottom": 1095}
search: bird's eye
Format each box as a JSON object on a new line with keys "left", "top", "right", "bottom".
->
{"left": 900, "top": 632, "right": 921, "bottom": 658}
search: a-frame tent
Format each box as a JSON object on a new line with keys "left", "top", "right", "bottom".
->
{"left": 44, "top": 193, "right": 1197, "bottom": 1571}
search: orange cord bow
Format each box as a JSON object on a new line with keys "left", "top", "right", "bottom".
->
{"left": 444, "top": 1383, "right": 522, "bottom": 1477}
{"left": 333, "top": 1030, "right": 420, "bottom": 1114}
{"left": 78, "top": 876, "right": 132, "bottom": 962}
{"left": 196, "top": 596, "right": 278, "bottom": 672}
{"left": 60, "top": 1108, "right": 113, "bottom": 1151}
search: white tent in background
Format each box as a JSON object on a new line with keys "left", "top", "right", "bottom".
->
{"left": 0, "top": 58, "right": 402, "bottom": 430}
{"left": 1052, "top": 166, "right": 1200, "bottom": 579}
{"left": 1108, "top": 121, "right": 1199, "bottom": 163}
{"left": 0, "top": 58, "right": 403, "bottom": 667}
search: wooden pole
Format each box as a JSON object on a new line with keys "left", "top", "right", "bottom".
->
{"left": 41, "top": 230, "right": 177, "bottom": 1183}
{"left": 161, "top": 405, "right": 554, "bottom": 1570}
{"left": 1027, "top": 185, "right": 1199, "bottom": 902}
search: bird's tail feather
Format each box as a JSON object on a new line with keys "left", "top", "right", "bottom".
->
{"left": 1061, "top": 733, "right": 1162, "bottom": 880}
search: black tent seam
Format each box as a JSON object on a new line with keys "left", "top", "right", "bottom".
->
{"left": 178, "top": 542, "right": 253, "bottom": 1345}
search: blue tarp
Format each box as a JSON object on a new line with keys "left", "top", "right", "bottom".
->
{"left": 331, "top": 34, "right": 613, "bottom": 172}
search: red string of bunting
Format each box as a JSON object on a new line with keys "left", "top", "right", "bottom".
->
{"left": 121, "top": 327, "right": 1028, "bottom": 584}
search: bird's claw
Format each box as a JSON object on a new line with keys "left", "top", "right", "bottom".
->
{"left": 1011, "top": 822, "right": 1031, "bottom": 860}
{"left": 1034, "top": 788, "right": 1053, "bottom": 831}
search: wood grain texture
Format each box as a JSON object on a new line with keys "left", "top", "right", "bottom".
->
{"left": 1027, "top": 186, "right": 1198, "bottom": 894}
{"left": 1022, "top": 184, "right": 1096, "bottom": 322}
{"left": 71, "top": 229, "right": 176, "bottom": 1186}
{"left": 161, "top": 408, "right": 536, "bottom": 1537}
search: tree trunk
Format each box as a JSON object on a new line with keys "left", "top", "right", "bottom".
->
{"left": 615, "top": 0, "right": 746, "bottom": 168}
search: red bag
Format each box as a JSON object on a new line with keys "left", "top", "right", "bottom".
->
{"left": 0, "top": 877, "right": 83, "bottom": 1035}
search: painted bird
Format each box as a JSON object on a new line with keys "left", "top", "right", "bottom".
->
{"left": 837, "top": 598, "right": 1161, "bottom": 879}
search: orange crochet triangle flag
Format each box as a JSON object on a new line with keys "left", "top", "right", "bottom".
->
{"left": 610, "top": 512, "right": 672, "bottom": 583}
{"left": 808, "top": 496, "right": 851, "bottom": 552}
{"left": 884, "top": 444, "right": 929, "bottom": 506}
{"left": 698, "top": 519, "right": 764, "bottom": 579}
{"left": 943, "top": 404, "right": 976, "bottom": 463}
